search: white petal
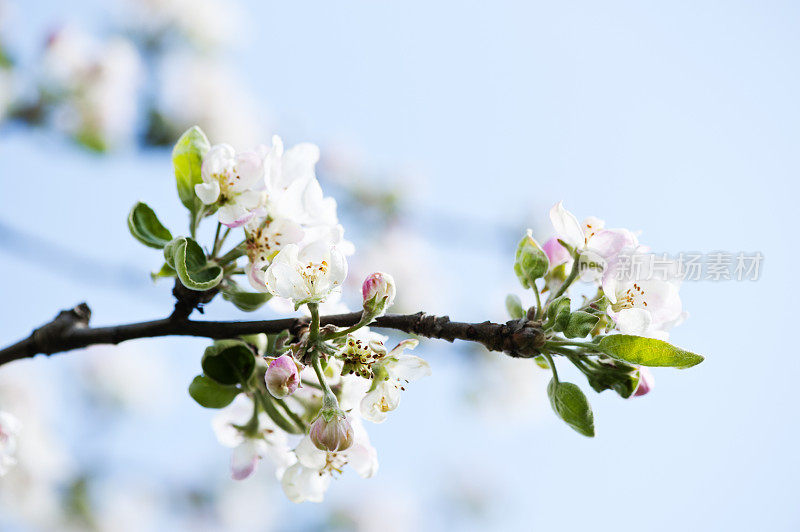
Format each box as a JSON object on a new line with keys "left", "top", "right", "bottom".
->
{"left": 346, "top": 443, "right": 379, "bottom": 479}
{"left": 195, "top": 181, "right": 220, "bottom": 204}
{"left": 549, "top": 201, "right": 585, "bottom": 247}
{"left": 212, "top": 396, "right": 252, "bottom": 447}
{"left": 360, "top": 383, "right": 400, "bottom": 424}
{"left": 202, "top": 143, "right": 236, "bottom": 180}
{"left": 232, "top": 151, "right": 265, "bottom": 190}
{"left": 294, "top": 436, "right": 327, "bottom": 470}
{"left": 387, "top": 354, "right": 431, "bottom": 382}
{"left": 614, "top": 308, "right": 652, "bottom": 336}
{"left": 281, "top": 463, "right": 330, "bottom": 503}
{"left": 218, "top": 203, "right": 253, "bottom": 228}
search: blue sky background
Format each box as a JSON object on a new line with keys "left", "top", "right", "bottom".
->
{"left": 1, "top": 1, "right": 798, "bottom": 530}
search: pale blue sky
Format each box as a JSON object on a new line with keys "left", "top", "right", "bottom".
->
{"left": 1, "top": 1, "right": 798, "bottom": 530}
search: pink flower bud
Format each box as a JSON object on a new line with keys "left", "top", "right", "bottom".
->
{"left": 633, "top": 367, "right": 655, "bottom": 397}
{"left": 264, "top": 354, "right": 301, "bottom": 399}
{"left": 542, "top": 237, "right": 571, "bottom": 267}
{"left": 309, "top": 410, "right": 354, "bottom": 452}
{"left": 362, "top": 272, "right": 396, "bottom": 316}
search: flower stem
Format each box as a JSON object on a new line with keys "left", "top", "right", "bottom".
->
{"left": 532, "top": 283, "right": 543, "bottom": 319}
{"left": 274, "top": 398, "right": 307, "bottom": 432}
{"left": 546, "top": 339, "right": 599, "bottom": 351}
{"left": 549, "top": 252, "right": 581, "bottom": 302}
{"left": 217, "top": 242, "right": 246, "bottom": 265}
{"left": 543, "top": 353, "right": 559, "bottom": 384}
{"left": 307, "top": 303, "right": 320, "bottom": 344}
{"left": 310, "top": 352, "right": 334, "bottom": 399}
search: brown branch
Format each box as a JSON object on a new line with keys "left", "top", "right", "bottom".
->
{"left": 0, "top": 303, "right": 546, "bottom": 367}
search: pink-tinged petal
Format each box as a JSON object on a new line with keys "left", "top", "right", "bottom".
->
{"left": 542, "top": 237, "right": 571, "bottom": 266}
{"left": 230, "top": 440, "right": 261, "bottom": 480}
{"left": 633, "top": 367, "right": 655, "bottom": 397}
{"left": 549, "top": 201, "right": 584, "bottom": 247}
{"left": 246, "top": 262, "right": 269, "bottom": 292}
{"left": 218, "top": 204, "right": 255, "bottom": 228}
{"left": 588, "top": 230, "right": 628, "bottom": 260}
{"left": 265, "top": 354, "right": 302, "bottom": 399}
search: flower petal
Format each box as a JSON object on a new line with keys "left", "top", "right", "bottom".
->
{"left": 549, "top": 201, "right": 584, "bottom": 247}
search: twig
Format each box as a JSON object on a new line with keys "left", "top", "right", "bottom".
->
{"left": 0, "top": 304, "right": 546, "bottom": 367}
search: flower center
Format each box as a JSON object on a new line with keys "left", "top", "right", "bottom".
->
{"left": 300, "top": 260, "right": 329, "bottom": 287}
{"left": 321, "top": 452, "right": 348, "bottom": 476}
{"left": 611, "top": 282, "right": 648, "bottom": 312}
{"left": 342, "top": 337, "right": 385, "bottom": 378}
{"left": 246, "top": 223, "right": 284, "bottom": 263}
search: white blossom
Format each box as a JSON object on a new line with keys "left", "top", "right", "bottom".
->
{"left": 245, "top": 216, "right": 304, "bottom": 291}
{"left": 212, "top": 396, "right": 294, "bottom": 480}
{"left": 281, "top": 418, "right": 377, "bottom": 503}
{"left": 360, "top": 340, "right": 430, "bottom": 424}
{"left": 602, "top": 252, "right": 686, "bottom": 340}
{"left": 197, "top": 144, "right": 266, "bottom": 227}
{"left": 547, "top": 201, "right": 638, "bottom": 280}
{"left": 264, "top": 241, "right": 348, "bottom": 305}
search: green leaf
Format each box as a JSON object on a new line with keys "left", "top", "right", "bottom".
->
{"left": 547, "top": 296, "right": 571, "bottom": 332}
{"left": 221, "top": 281, "right": 272, "bottom": 312}
{"left": 172, "top": 126, "right": 210, "bottom": 214}
{"left": 188, "top": 375, "right": 240, "bottom": 408}
{"left": 598, "top": 335, "right": 704, "bottom": 369}
{"left": 547, "top": 380, "right": 595, "bottom": 437}
{"left": 583, "top": 358, "right": 639, "bottom": 399}
{"left": 505, "top": 294, "right": 525, "bottom": 319}
{"left": 169, "top": 236, "right": 223, "bottom": 291}
{"left": 201, "top": 340, "right": 256, "bottom": 385}
{"left": 150, "top": 262, "right": 176, "bottom": 282}
{"left": 128, "top": 202, "right": 173, "bottom": 249}
{"left": 564, "top": 311, "right": 600, "bottom": 339}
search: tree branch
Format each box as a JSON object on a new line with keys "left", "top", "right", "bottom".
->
{"left": 0, "top": 303, "right": 546, "bottom": 367}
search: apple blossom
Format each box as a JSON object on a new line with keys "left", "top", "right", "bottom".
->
{"left": 602, "top": 254, "right": 686, "bottom": 340}
{"left": 360, "top": 340, "right": 431, "bottom": 424}
{"left": 0, "top": 411, "right": 20, "bottom": 476}
{"left": 258, "top": 135, "right": 338, "bottom": 226}
{"left": 245, "top": 216, "right": 304, "bottom": 292}
{"left": 196, "top": 144, "right": 266, "bottom": 227}
{"left": 281, "top": 419, "right": 377, "bottom": 503}
{"left": 362, "top": 272, "right": 396, "bottom": 317}
{"left": 548, "top": 201, "right": 637, "bottom": 280}
{"left": 264, "top": 354, "right": 302, "bottom": 399}
{"left": 264, "top": 241, "right": 348, "bottom": 306}
{"left": 212, "top": 396, "right": 294, "bottom": 481}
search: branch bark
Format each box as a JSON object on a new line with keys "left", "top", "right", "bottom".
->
{"left": 0, "top": 303, "right": 546, "bottom": 367}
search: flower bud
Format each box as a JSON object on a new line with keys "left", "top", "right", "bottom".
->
{"left": 514, "top": 230, "right": 549, "bottom": 288}
{"left": 362, "top": 272, "right": 396, "bottom": 317}
{"left": 542, "top": 236, "right": 571, "bottom": 267}
{"left": 309, "top": 409, "right": 354, "bottom": 452}
{"left": 633, "top": 367, "right": 655, "bottom": 397}
{"left": 264, "top": 354, "right": 301, "bottom": 399}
